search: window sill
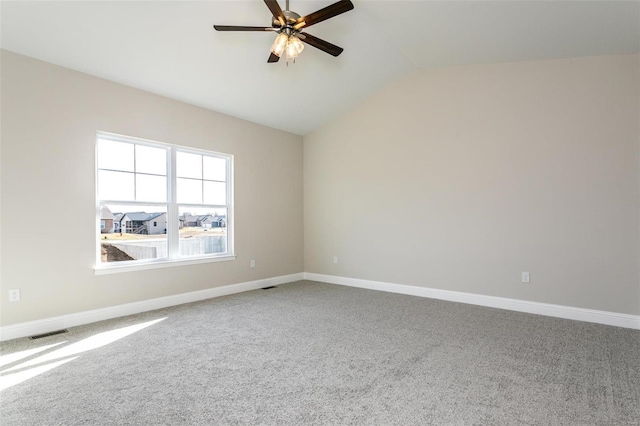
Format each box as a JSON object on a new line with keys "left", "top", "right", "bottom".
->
{"left": 94, "top": 254, "right": 236, "bottom": 275}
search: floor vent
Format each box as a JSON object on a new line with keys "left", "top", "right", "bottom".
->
{"left": 261, "top": 286, "right": 277, "bottom": 290}
{"left": 29, "top": 329, "right": 68, "bottom": 340}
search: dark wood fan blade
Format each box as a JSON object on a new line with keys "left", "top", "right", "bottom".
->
{"left": 299, "top": 32, "right": 344, "bottom": 57}
{"left": 268, "top": 52, "right": 280, "bottom": 63}
{"left": 295, "top": 0, "right": 354, "bottom": 29}
{"left": 214, "top": 25, "right": 274, "bottom": 31}
{"left": 264, "top": 0, "right": 286, "bottom": 25}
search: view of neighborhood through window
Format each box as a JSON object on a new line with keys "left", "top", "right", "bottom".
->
{"left": 97, "top": 135, "right": 231, "bottom": 266}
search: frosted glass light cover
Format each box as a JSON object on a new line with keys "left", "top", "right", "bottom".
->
{"left": 271, "top": 32, "right": 288, "bottom": 57}
{"left": 285, "top": 36, "right": 304, "bottom": 59}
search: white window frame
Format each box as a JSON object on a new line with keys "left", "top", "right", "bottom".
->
{"left": 95, "top": 132, "right": 235, "bottom": 274}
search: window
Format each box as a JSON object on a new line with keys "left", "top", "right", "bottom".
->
{"left": 96, "top": 133, "right": 233, "bottom": 270}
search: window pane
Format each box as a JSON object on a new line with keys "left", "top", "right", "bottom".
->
{"left": 203, "top": 181, "right": 226, "bottom": 205}
{"left": 203, "top": 156, "right": 226, "bottom": 181}
{"left": 98, "top": 139, "right": 134, "bottom": 172}
{"left": 99, "top": 203, "right": 167, "bottom": 263}
{"left": 98, "top": 170, "right": 134, "bottom": 201}
{"left": 136, "top": 174, "right": 167, "bottom": 202}
{"left": 177, "top": 178, "right": 202, "bottom": 204}
{"left": 176, "top": 152, "right": 202, "bottom": 179}
{"left": 97, "top": 134, "right": 233, "bottom": 267}
{"left": 136, "top": 145, "right": 166, "bottom": 175}
{"left": 178, "top": 207, "right": 227, "bottom": 257}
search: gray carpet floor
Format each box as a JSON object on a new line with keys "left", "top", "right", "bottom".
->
{"left": 1, "top": 280, "right": 639, "bottom": 425}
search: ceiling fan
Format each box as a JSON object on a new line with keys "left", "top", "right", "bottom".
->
{"left": 213, "top": 0, "right": 354, "bottom": 63}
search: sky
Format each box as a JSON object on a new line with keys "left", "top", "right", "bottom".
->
{"left": 97, "top": 138, "right": 227, "bottom": 208}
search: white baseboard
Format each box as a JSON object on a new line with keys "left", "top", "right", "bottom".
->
{"left": 3, "top": 271, "right": 637, "bottom": 342}
{"left": 304, "top": 273, "right": 640, "bottom": 330}
{"left": 0, "top": 273, "right": 304, "bottom": 342}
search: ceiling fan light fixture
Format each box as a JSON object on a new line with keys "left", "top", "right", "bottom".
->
{"left": 285, "top": 35, "right": 305, "bottom": 59}
{"left": 214, "top": 0, "right": 354, "bottom": 63}
{"left": 271, "top": 32, "right": 289, "bottom": 57}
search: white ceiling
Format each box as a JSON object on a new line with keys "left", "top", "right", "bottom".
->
{"left": 2, "top": 1, "right": 638, "bottom": 135}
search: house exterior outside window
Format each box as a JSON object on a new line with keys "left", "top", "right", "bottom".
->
{"left": 95, "top": 132, "right": 234, "bottom": 272}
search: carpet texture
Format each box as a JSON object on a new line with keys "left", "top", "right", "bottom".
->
{"left": 1, "top": 281, "right": 639, "bottom": 425}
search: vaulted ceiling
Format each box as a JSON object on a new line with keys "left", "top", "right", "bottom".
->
{"left": 2, "top": 1, "right": 638, "bottom": 135}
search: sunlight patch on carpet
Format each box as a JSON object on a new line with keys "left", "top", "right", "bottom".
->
{"left": 0, "top": 357, "right": 78, "bottom": 391}
{"left": 0, "top": 318, "right": 167, "bottom": 390}
{"left": 0, "top": 342, "right": 66, "bottom": 368}
{"left": 3, "top": 318, "right": 166, "bottom": 373}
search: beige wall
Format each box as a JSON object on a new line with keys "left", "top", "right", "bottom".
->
{"left": 0, "top": 50, "right": 304, "bottom": 325}
{"left": 2, "top": 50, "right": 638, "bottom": 326}
{"left": 304, "top": 54, "right": 640, "bottom": 315}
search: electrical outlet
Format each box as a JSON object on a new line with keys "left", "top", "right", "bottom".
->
{"left": 9, "top": 289, "right": 20, "bottom": 302}
{"left": 250, "top": 259, "right": 255, "bottom": 268}
{"left": 522, "top": 272, "right": 530, "bottom": 283}
{"left": 333, "top": 256, "right": 338, "bottom": 264}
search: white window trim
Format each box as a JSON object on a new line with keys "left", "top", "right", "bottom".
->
{"left": 94, "top": 255, "right": 237, "bottom": 275}
{"left": 94, "top": 131, "right": 235, "bottom": 273}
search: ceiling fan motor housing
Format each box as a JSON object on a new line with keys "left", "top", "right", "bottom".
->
{"left": 273, "top": 10, "right": 301, "bottom": 28}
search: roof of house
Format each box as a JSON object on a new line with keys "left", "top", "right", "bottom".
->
{"left": 180, "top": 214, "right": 215, "bottom": 222}
{"left": 100, "top": 205, "right": 115, "bottom": 220}
{"left": 123, "top": 212, "right": 165, "bottom": 222}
